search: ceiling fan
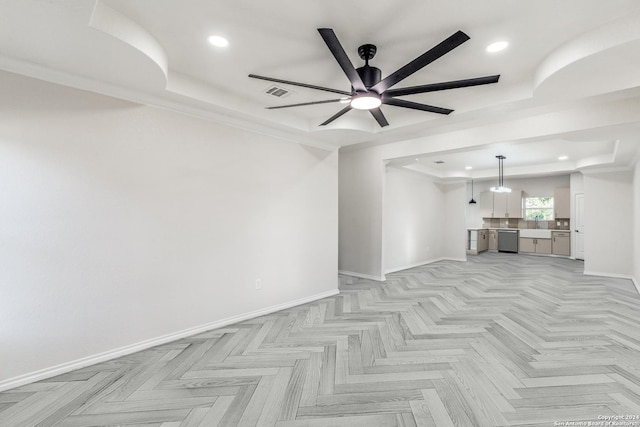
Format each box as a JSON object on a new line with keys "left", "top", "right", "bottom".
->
{"left": 249, "top": 28, "right": 500, "bottom": 128}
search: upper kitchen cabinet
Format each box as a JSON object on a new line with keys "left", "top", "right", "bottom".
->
{"left": 507, "top": 189, "right": 523, "bottom": 218}
{"left": 480, "top": 190, "right": 523, "bottom": 218}
{"left": 479, "top": 191, "right": 494, "bottom": 218}
{"left": 493, "top": 192, "right": 507, "bottom": 218}
{"left": 554, "top": 187, "right": 570, "bottom": 218}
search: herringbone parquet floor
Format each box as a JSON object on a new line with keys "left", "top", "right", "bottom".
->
{"left": 2, "top": 253, "right": 640, "bottom": 426}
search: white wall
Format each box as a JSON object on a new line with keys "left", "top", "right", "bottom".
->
{"left": 442, "top": 182, "right": 467, "bottom": 261}
{"left": 341, "top": 150, "right": 466, "bottom": 278}
{"left": 583, "top": 171, "right": 633, "bottom": 277}
{"left": 0, "top": 71, "right": 338, "bottom": 388}
{"left": 633, "top": 161, "right": 640, "bottom": 290}
{"left": 465, "top": 181, "right": 484, "bottom": 229}
{"left": 338, "top": 147, "right": 384, "bottom": 280}
{"left": 383, "top": 167, "right": 443, "bottom": 273}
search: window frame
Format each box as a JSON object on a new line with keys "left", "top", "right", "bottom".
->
{"left": 523, "top": 196, "right": 554, "bottom": 221}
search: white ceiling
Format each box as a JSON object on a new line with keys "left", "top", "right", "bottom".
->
{"left": 1, "top": 0, "right": 640, "bottom": 178}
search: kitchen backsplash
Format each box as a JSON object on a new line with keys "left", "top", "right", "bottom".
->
{"left": 482, "top": 218, "right": 571, "bottom": 230}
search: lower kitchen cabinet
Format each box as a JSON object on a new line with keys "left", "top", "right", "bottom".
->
{"left": 536, "top": 239, "right": 552, "bottom": 254}
{"left": 552, "top": 231, "right": 571, "bottom": 256}
{"left": 519, "top": 237, "right": 551, "bottom": 254}
{"left": 519, "top": 237, "right": 535, "bottom": 253}
{"left": 478, "top": 230, "right": 489, "bottom": 252}
{"left": 467, "top": 229, "right": 489, "bottom": 255}
{"left": 488, "top": 230, "right": 498, "bottom": 250}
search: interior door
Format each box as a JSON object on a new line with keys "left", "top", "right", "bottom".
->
{"left": 575, "top": 193, "right": 585, "bottom": 260}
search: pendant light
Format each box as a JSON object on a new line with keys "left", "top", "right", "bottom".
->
{"left": 490, "top": 155, "right": 512, "bottom": 193}
{"left": 469, "top": 179, "right": 477, "bottom": 204}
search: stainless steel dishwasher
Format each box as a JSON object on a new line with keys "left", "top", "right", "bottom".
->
{"left": 497, "top": 229, "right": 519, "bottom": 253}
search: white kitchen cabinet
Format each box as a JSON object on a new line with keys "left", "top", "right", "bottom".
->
{"left": 507, "top": 190, "right": 523, "bottom": 218}
{"left": 493, "top": 192, "right": 507, "bottom": 218}
{"left": 479, "top": 192, "right": 494, "bottom": 218}
{"left": 519, "top": 237, "right": 551, "bottom": 254}
{"left": 478, "top": 230, "right": 489, "bottom": 252}
{"left": 519, "top": 237, "right": 535, "bottom": 253}
{"left": 554, "top": 187, "right": 570, "bottom": 219}
{"left": 480, "top": 190, "right": 522, "bottom": 218}
{"left": 536, "top": 238, "right": 552, "bottom": 254}
{"left": 552, "top": 231, "right": 571, "bottom": 256}
{"left": 488, "top": 230, "right": 498, "bottom": 250}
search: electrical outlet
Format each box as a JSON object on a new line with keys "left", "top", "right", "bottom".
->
{"left": 564, "top": 221, "right": 568, "bottom": 226}
{"left": 255, "top": 279, "right": 262, "bottom": 290}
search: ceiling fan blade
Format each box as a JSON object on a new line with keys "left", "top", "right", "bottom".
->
{"left": 371, "top": 30, "right": 470, "bottom": 94}
{"left": 317, "top": 28, "right": 367, "bottom": 93}
{"left": 369, "top": 108, "right": 389, "bottom": 127}
{"left": 249, "top": 74, "right": 351, "bottom": 96}
{"left": 320, "top": 105, "right": 352, "bottom": 126}
{"left": 385, "top": 75, "right": 500, "bottom": 97}
{"left": 267, "top": 99, "right": 346, "bottom": 109}
{"left": 384, "top": 98, "right": 453, "bottom": 115}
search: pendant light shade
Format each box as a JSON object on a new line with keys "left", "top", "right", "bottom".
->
{"left": 490, "top": 155, "right": 511, "bottom": 193}
{"left": 469, "top": 179, "right": 477, "bottom": 204}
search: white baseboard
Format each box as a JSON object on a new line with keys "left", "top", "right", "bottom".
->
{"left": 442, "top": 257, "right": 468, "bottom": 263}
{"left": 341, "top": 257, "right": 468, "bottom": 280}
{"left": 0, "top": 289, "right": 339, "bottom": 393}
{"left": 385, "top": 258, "right": 442, "bottom": 274}
{"left": 385, "top": 257, "right": 465, "bottom": 274}
{"left": 584, "top": 270, "right": 634, "bottom": 281}
{"left": 338, "top": 270, "right": 386, "bottom": 282}
{"left": 584, "top": 271, "right": 640, "bottom": 295}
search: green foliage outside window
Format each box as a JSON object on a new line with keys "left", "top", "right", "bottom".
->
{"left": 524, "top": 196, "right": 554, "bottom": 220}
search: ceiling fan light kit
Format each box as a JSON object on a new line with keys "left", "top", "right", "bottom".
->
{"left": 249, "top": 28, "right": 500, "bottom": 127}
{"left": 350, "top": 93, "right": 381, "bottom": 110}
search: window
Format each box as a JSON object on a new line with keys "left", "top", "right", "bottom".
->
{"left": 524, "top": 196, "right": 554, "bottom": 220}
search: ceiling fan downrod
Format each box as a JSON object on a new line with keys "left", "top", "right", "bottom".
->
{"left": 356, "top": 44, "right": 381, "bottom": 90}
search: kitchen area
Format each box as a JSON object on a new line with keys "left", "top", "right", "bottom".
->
{"left": 466, "top": 175, "right": 576, "bottom": 258}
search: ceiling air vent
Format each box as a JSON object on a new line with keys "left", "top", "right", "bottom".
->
{"left": 264, "top": 85, "right": 292, "bottom": 98}
{"left": 434, "top": 160, "right": 445, "bottom": 164}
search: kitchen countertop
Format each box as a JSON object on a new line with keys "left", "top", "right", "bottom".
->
{"left": 467, "top": 227, "right": 518, "bottom": 231}
{"left": 468, "top": 227, "right": 570, "bottom": 232}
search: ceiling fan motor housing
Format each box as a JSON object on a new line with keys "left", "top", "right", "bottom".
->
{"left": 356, "top": 65, "right": 381, "bottom": 90}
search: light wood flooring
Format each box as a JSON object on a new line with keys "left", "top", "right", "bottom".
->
{"left": 1, "top": 252, "right": 640, "bottom": 426}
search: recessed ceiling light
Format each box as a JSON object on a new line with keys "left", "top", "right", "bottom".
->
{"left": 486, "top": 41, "right": 508, "bottom": 53}
{"left": 558, "top": 155, "right": 569, "bottom": 160}
{"left": 208, "top": 35, "right": 229, "bottom": 47}
{"left": 465, "top": 166, "right": 473, "bottom": 170}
